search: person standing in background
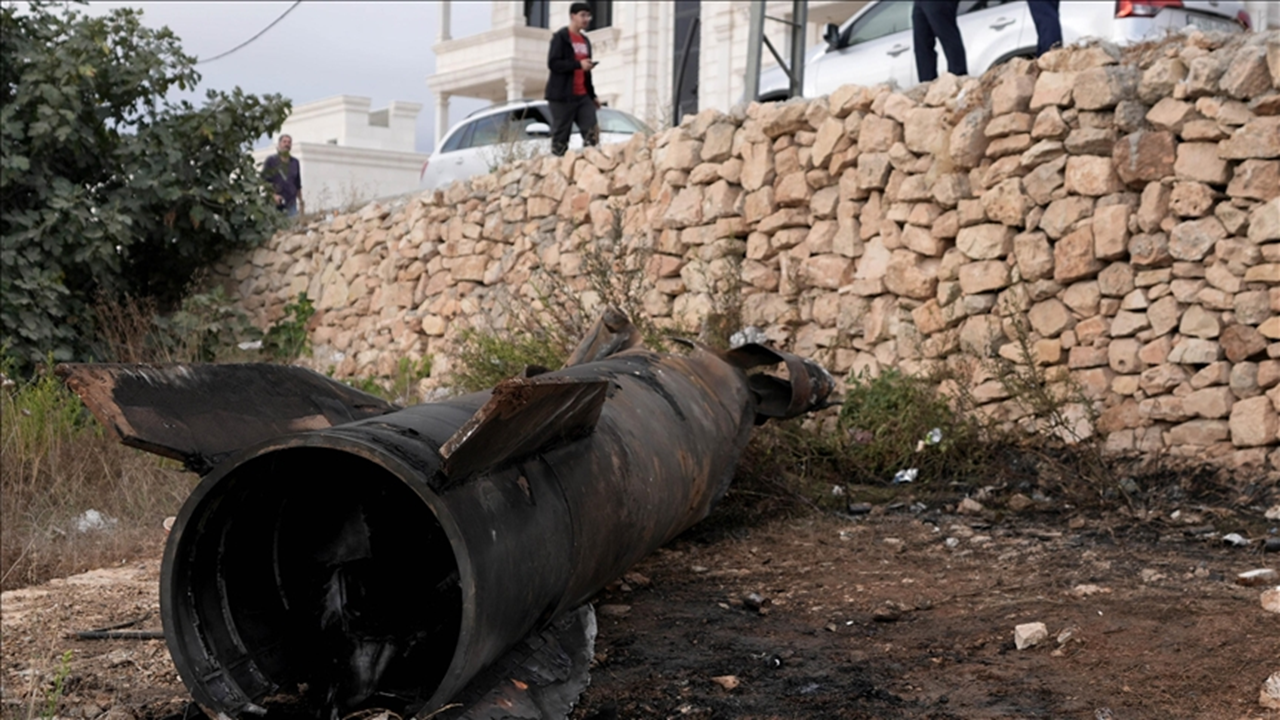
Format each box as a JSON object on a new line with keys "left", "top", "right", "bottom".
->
{"left": 545, "top": 2, "right": 600, "bottom": 157}
{"left": 1029, "top": 0, "right": 1063, "bottom": 57}
{"left": 262, "top": 134, "right": 303, "bottom": 217}
{"left": 912, "top": 0, "right": 967, "bottom": 82}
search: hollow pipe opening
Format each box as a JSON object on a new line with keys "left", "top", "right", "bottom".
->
{"left": 162, "top": 446, "right": 462, "bottom": 718}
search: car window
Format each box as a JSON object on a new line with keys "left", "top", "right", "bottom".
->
{"left": 440, "top": 122, "right": 473, "bottom": 153}
{"left": 461, "top": 108, "right": 555, "bottom": 149}
{"left": 595, "top": 109, "right": 651, "bottom": 135}
{"left": 843, "top": 0, "right": 913, "bottom": 46}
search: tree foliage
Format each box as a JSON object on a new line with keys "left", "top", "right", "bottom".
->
{"left": 1, "top": 1, "right": 291, "bottom": 368}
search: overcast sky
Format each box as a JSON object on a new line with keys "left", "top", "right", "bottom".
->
{"left": 86, "top": 1, "right": 495, "bottom": 154}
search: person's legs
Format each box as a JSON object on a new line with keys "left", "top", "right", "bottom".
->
{"left": 922, "top": 0, "right": 966, "bottom": 77}
{"left": 549, "top": 100, "right": 575, "bottom": 156}
{"left": 1029, "top": 0, "right": 1062, "bottom": 57}
{"left": 912, "top": 2, "right": 939, "bottom": 83}
{"left": 573, "top": 95, "right": 600, "bottom": 147}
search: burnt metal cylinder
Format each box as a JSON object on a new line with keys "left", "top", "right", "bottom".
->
{"left": 161, "top": 349, "right": 763, "bottom": 717}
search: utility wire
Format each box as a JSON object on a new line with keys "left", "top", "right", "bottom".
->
{"left": 196, "top": 1, "right": 303, "bottom": 65}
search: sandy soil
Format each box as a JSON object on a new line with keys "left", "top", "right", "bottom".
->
{"left": 3, "top": 485, "right": 1279, "bottom": 720}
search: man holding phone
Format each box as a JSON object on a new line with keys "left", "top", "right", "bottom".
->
{"left": 546, "top": 2, "right": 600, "bottom": 157}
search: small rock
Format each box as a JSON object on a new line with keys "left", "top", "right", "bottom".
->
{"left": 1237, "top": 569, "right": 1279, "bottom": 586}
{"left": 1223, "top": 532, "right": 1250, "bottom": 547}
{"left": 873, "top": 601, "right": 905, "bottom": 622}
{"left": 1014, "top": 622, "right": 1049, "bottom": 650}
{"left": 1056, "top": 626, "right": 1077, "bottom": 645}
{"left": 944, "top": 537, "right": 960, "bottom": 548}
{"left": 1266, "top": 538, "right": 1280, "bottom": 553}
{"left": 957, "top": 498, "right": 985, "bottom": 515}
{"left": 623, "top": 571, "right": 652, "bottom": 589}
{"left": 846, "top": 502, "right": 873, "bottom": 515}
{"left": 597, "top": 604, "right": 632, "bottom": 618}
{"left": 1067, "top": 584, "right": 1112, "bottom": 598}
{"left": 1262, "top": 587, "right": 1280, "bottom": 614}
{"left": 1262, "top": 671, "right": 1280, "bottom": 710}
{"left": 1007, "top": 493, "right": 1034, "bottom": 512}
{"left": 711, "top": 675, "right": 740, "bottom": 691}
{"left": 1266, "top": 505, "right": 1280, "bottom": 521}
{"left": 1141, "top": 568, "right": 1165, "bottom": 583}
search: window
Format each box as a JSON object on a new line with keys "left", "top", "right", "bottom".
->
{"left": 458, "top": 108, "right": 553, "bottom": 150}
{"left": 842, "top": 1, "right": 913, "bottom": 47}
{"left": 440, "top": 122, "right": 474, "bottom": 153}
{"left": 525, "top": 0, "right": 549, "bottom": 29}
{"left": 596, "top": 109, "right": 651, "bottom": 135}
{"left": 588, "top": 0, "right": 612, "bottom": 30}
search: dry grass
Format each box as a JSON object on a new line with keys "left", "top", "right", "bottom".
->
{"left": 0, "top": 363, "right": 192, "bottom": 593}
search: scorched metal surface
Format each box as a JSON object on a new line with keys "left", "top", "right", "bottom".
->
{"left": 59, "top": 317, "right": 834, "bottom": 719}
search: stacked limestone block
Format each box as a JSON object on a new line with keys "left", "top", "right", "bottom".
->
{"left": 212, "top": 30, "right": 1280, "bottom": 470}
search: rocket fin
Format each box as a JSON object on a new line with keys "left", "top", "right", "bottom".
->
{"left": 438, "top": 375, "right": 608, "bottom": 485}
{"left": 56, "top": 363, "right": 396, "bottom": 474}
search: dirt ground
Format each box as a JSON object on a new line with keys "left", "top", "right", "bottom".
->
{"left": 3, "top": 478, "right": 1279, "bottom": 720}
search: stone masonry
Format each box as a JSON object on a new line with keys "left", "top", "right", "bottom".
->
{"left": 213, "top": 30, "right": 1280, "bottom": 472}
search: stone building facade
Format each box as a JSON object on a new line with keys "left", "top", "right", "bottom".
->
{"left": 217, "top": 31, "right": 1280, "bottom": 471}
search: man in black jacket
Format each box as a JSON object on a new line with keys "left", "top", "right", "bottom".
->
{"left": 546, "top": 2, "right": 599, "bottom": 157}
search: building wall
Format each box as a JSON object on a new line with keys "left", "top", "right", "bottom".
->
{"left": 256, "top": 95, "right": 429, "bottom": 212}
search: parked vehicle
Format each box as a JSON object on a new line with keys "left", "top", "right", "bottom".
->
{"left": 420, "top": 99, "right": 653, "bottom": 190}
{"left": 754, "top": 0, "right": 1250, "bottom": 101}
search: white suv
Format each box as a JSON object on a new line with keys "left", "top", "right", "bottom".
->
{"left": 420, "top": 100, "right": 653, "bottom": 190}
{"left": 756, "top": 0, "right": 1250, "bottom": 101}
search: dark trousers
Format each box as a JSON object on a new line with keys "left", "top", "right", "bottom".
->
{"left": 549, "top": 94, "right": 599, "bottom": 157}
{"left": 1029, "top": 0, "right": 1062, "bottom": 56}
{"left": 912, "top": 0, "right": 966, "bottom": 83}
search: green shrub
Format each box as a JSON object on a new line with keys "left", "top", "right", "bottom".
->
{"left": 450, "top": 328, "right": 567, "bottom": 394}
{"left": 836, "top": 368, "right": 988, "bottom": 485}
{"left": 150, "top": 286, "right": 262, "bottom": 363}
{"left": 262, "top": 292, "right": 315, "bottom": 361}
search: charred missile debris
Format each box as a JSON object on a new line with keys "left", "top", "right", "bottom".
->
{"left": 58, "top": 309, "right": 836, "bottom": 719}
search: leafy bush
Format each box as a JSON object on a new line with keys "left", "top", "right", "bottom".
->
{"left": 836, "top": 368, "right": 989, "bottom": 485}
{"left": 151, "top": 286, "right": 262, "bottom": 363}
{"left": 1, "top": 1, "right": 291, "bottom": 371}
{"left": 451, "top": 328, "right": 568, "bottom": 394}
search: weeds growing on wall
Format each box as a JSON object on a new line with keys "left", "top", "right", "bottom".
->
{"left": 262, "top": 292, "right": 315, "bottom": 361}
{"left": 0, "top": 354, "right": 190, "bottom": 591}
{"left": 449, "top": 208, "right": 676, "bottom": 392}
{"left": 339, "top": 356, "right": 434, "bottom": 405}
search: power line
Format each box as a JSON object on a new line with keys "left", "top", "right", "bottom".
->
{"left": 196, "top": 2, "right": 303, "bottom": 65}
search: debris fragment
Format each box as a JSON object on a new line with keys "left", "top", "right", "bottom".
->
{"left": 1236, "top": 569, "right": 1279, "bottom": 587}
{"left": 622, "top": 571, "right": 651, "bottom": 589}
{"left": 74, "top": 509, "right": 117, "bottom": 533}
{"left": 1223, "top": 532, "right": 1250, "bottom": 547}
{"left": 743, "top": 593, "right": 771, "bottom": 614}
{"left": 1014, "top": 622, "right": 1048, "bottom": 650}
{"left": 1265, "top": 505, "right": 1280, "bottom": 521}
{"left": 1261, "top": 671, "right": 1280, "bottom": 710}
{"left": 846, "top": 502, "right": 872, "bottom": 516}
{"left": 710, "top": 675, "right": 740, "bottom": 691}
{"left": 892, "top": 468, "right": 918, "bottom": 484}
{"left": 957, "top": 498, "right": 984, "bottom": 515}
{"left": 873, "top": 601, "right": 906, "bottom": 622}
{"left": 1267, "top": 538, "right": 1280, "bottom": 553}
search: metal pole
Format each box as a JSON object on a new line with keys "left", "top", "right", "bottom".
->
{"left": 744, "top": 0, "right": 765, "bottom": 103}
{"left": 789, "top": 0, "right": 807, "bottom": 98}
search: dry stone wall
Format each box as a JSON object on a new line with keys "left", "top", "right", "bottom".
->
{"left": 213, "top": 30, "right": 1280, "bottom": 471}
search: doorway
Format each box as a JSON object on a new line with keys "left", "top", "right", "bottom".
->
{"left": 672, "top": 0, "right": 700, "bottom": 125}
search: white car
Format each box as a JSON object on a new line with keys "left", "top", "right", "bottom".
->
{"left": 421, "top": 99, "right": 652, "bottom": 190}
{"left": 755, "top": 0, "right": 1250, "bottom": 101}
